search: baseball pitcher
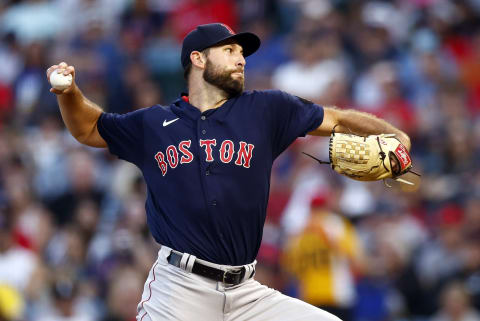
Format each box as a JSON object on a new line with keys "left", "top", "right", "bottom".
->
{"left": 46, "top": 23, "right": 414, "bottom": 321}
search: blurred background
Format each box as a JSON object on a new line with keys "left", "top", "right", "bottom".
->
{"left": 0, "top": 0, "right": 479, "bottom": 320}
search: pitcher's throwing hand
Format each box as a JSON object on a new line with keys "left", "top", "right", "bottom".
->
{"left": 46, "top": 62, "right": 76, "bottom": 94}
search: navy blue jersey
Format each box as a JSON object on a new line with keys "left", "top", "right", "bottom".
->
{"left": 97, "top": 90, "right": 324, "bottom": 265}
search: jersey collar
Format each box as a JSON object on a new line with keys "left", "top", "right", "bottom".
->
{"left": 171, "top": 93, "right": 235, "bottom": 123}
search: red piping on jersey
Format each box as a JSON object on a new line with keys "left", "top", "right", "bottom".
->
{"left": 140, "top": 262, "right": 159, "bottom": 320}
{"left": 182, "top": 96, "right": 189, "bottom": 103}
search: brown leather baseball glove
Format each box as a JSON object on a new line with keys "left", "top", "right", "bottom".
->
{"left": 303, "top": 131, "right": 419, "bottom": 186}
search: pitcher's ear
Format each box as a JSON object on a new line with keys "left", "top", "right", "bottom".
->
{"left": 190, "top": 51, "right": 206, "bottom": 69}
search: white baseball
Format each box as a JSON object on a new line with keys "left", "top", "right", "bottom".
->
{"left": 49, "top": 70, "right": 73, "bottom": 91}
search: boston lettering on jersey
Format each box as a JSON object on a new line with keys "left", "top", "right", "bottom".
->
{"left": 97, "top": 90, "right": 324, "bottom": 265}
{"left": 154, "top": 139, "right": 254, "bottom": 176}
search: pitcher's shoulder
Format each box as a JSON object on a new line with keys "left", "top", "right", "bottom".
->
{"left": 237, "top": 90, "right": 286, "bottom": 102}
{"left": 142, "top": 104, "right": 175, "bottom": 116}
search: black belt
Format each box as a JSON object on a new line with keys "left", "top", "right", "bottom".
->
{"left": 167, "top": 251, "right": 249, "bottom": 286}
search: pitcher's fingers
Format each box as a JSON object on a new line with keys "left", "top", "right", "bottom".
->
{"left": 58, "top": 62, "right": 68, "bottom": 69}
{"left": 50, "top": 87, "right": 67, "bottom": 95}
{"left": 50, "top": 88, "right": 62, "bottom": 94}
{"left": 64, "top": 66, "right": 75, "bottom": 76}
{"left": 46, "top": 65, "right": 59, "bottom": 78}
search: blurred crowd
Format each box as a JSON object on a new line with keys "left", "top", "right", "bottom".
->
{"left": 0, "top": 0, "right": 479, "bottom": 320}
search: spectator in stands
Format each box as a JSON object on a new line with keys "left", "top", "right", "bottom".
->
{"left": 431, "top": 282, "right": 480, "bottom": 321}
{"left": 281, "top": 193, "right": 365, "bottom": 321}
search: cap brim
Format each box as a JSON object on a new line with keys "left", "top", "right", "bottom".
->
{"left": 212, "top": 32, "right": 261, "bottom": 57}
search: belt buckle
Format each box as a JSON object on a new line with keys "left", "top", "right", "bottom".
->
{"left": 223, "top": 269, "right": 242, "bottom": 284}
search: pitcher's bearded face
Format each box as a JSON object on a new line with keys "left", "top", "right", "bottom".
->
{"left": 203, "top": 58, "right": 244, "bottom": 98}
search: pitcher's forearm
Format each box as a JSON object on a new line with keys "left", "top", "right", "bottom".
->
{"left": 47, "top": 62, "right": 107, "bottom": 147}
{"left": 336, "top": 109, "right": 411, "bottom": 150}
{"left": 313, "top": 107, "right": 411, "bottom": 150}
{"left": 57, "top": 86, "right": 103, "bottom": 144}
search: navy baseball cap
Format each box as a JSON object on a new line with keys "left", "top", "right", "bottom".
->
{"left": 181, "top": 23, "right": 261, "bottom": 69}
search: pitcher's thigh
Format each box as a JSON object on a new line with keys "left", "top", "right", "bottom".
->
{"left": 137, "top": 262, "right": 224, "bottom": 321}
{"left": 230, "top": 282, "right": 342, "bottom": 321}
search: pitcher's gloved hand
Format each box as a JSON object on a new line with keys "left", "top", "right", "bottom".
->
{"left": 303, "top": 132, "right": 420, "bottom": 186}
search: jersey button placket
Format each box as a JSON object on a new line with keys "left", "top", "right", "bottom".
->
{"left": 198, "top": 115, "right": 215, "bottom": 206}
{"left": 201, "top": 115, "right": 206, "bottom": 135}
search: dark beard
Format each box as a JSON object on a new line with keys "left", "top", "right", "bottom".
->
{"left": 203, "top": 59, "right": 244, "bottom": 98}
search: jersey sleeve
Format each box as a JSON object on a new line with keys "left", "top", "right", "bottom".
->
{"left": 97, "top": 109, "right": 145, "bottom": 166}
{"left": 262, "top": 90, "right": 324, "bottom": 158}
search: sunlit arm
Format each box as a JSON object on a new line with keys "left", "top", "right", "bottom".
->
{"left": 57, "top": 86, "right": 106, "bottom": 148}
{"left": 309, "top": 106, "right": 411, "bottom": 150}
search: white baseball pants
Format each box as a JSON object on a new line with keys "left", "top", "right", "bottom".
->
{"left": 136, "top": 246, "right": 342, "bottom": 321}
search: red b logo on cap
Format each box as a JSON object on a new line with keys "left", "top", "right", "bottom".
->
{"left": 220, "top": 23, "right": 235, "bottom": 35}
